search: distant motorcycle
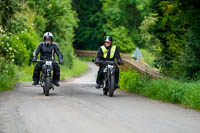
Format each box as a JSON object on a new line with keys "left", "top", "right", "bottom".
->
{"left": 36, "top": 60, "right": 58, "bottom": 96}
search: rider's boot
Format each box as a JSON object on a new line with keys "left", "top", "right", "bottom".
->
{"left": 32, "top": 81, "right": 38, "bottom": 86}
{"left": 53, "top": 82, "right": 60, "bottom": 86}
{"left": 115, "top": 84, "right": 120, "bottom": 89}
{"left": 96, "top": 83, "right": 101, "bottom": 89}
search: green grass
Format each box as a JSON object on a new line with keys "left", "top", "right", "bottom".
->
{"left": 78, "top": 57, "right": 95, "bottom": 61}
{"left": 60, "top": 58, "right": 88, "bottom": 80}
{"left": 119, "top": 70, "right": 200, "bottom": 110}
{"left": 16, "top": 65, "right": 35, "bottom": 82}
{"left": 16, "top": 58, "right": 88, "bottom": 82}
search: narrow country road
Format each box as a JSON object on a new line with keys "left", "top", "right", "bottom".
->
{"left": 0, "top": 62, "right": 200, "bottom": 133}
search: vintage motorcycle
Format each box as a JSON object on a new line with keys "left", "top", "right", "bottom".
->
{"left": 36, "top": 60, "right": 58, "bottom": 96}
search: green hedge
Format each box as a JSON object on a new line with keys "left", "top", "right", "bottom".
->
{"left": 119, "top": 70, "right": 200, "bottom": 110}
{"left": 0, "top": 58, "right": 16, "bottom": 91}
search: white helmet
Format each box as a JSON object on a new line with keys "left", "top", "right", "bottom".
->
{"left": 43, "top": 32, "right": 53, "bottom": 41}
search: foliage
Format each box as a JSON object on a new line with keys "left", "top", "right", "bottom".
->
{"left": 0, "top": 11, "right": 39, "bottom": 65}
{"left": 119, "top": 70, "right": 200, "bottom": 110}
{"left": 148, "top": 0, "right": 200, "bottom": 79}
{"left": 139, "top": 13, "right": 160, "bottom": 49}
{"left": 72, "top": 0, "right": 104, "bottom": 50}
{"left": 60, "top": 58, "right": 88, "bottom": 80}
{"left": 0, "top": 57, "right": 16, "bottom": 91}
{"left": 109, "top": 26, "right": 136, "bottom": 53}
{"left": 0, "top": 0, "right": 21, "bottom": 30}
{"left": 140, "top": 49, "right": 156, "bottom": 67}
{"left": 72, "top": 0, "right": 148, "bottom": 53}
{"left": 119, "top": 70, "right": 146, "bottom": 93}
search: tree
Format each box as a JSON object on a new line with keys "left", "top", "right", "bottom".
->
{"left": 0, "top": 0, "right": 21, "bottom": 30}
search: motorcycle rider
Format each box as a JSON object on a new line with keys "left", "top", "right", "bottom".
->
{"left": 32, "top": 32, "right": 64, "bottom": 86}
{"left": 95, "top": 36, "right": 124, "bottom": 89}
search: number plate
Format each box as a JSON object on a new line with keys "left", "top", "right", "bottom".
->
{"left": 46, "top": 61, "right": 52, "bottom": 65}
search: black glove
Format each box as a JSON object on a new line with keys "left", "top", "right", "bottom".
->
{"left": 32, "top": 57, "right": 37, "bottom": 62}
{"left": 59, "top": 59, "right": 64, "bottom": 64}
{"left": 95, "top": 60, "right": 100, "bottom": 65}
{"left": 118, "top": 61, "right": 124, "bottom": 65}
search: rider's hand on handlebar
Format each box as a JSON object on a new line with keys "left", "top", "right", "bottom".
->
{"left": 117, "top": 61, "right": 124, "bottom": 65}
{"left": 59, "top": 59, "right": 64, "bottom": 65}
{"left": 32, "top": 57, "right": 37, "bottom": 62}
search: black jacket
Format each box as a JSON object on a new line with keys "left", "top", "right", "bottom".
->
{"left": 33, "top": 42, "right": 63, "bottom": 60}
{"left": 95, "top": 45, "right": 123, "bottom": 63}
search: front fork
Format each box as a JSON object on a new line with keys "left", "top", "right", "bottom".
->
{"left": 40, "top": 69, "right": 54, "bottom": 90}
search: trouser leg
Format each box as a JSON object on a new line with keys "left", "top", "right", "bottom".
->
{"left": 96, "top": 66, "right": 104, "bottom": 85}
{"left": 52, "top": 63, "right": 60, "bottom": 83}
{"left": 115, "top": 66, "right": 119, "bottom": 85}
{"left": 33, "top": 62, "right": 43, "bottom": 82}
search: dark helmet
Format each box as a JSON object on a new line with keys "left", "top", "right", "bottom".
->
{"left": 105, "top": 36, "right": 112, "bottom": 42}
{"left": 43, "top": 32, "right": 53, "bottom": 42}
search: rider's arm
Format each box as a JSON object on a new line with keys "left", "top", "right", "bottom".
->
{"left": 33, "top": 42, "right": 42, "bottom": 58}
{"left": 95, "top": 47, "right": 103, "bottom": 63}
{"left": 53, "top": 43, "right": 63, "bottom": 60}
{"left": 115, "top": 47, "right": 123, "bottom": 64}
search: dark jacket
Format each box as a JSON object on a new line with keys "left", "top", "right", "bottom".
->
{"left": 33, "top": 42, "right": 63, "bottom": 60}
{"left": 95, "top": 45, "right": 123, "bottom": 63}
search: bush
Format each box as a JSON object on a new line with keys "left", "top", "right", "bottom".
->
{"left": 0, "top": 57, "right": 16, "bottom": 91}
{"left": 0, "top": 11, "right": 39, "bottom": 65}
{"left": 182, "top": 82, "right": 200, "bottom": 110}
{"left": 119, "top": 70, "right": 145, "bottom": 93}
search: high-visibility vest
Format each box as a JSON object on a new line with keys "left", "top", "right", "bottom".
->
{"left": 101, "top": 45, "right": 116, "bottom": 59}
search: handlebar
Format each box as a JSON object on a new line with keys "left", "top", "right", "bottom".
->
{"left": 32, "top": 59, "right": 59, "bottom": 64}
{"left": 97, "top": 61, "right": 116, "bottom": 65}
{"left": 38, "top": 60, "right": 59, "bottom": 63}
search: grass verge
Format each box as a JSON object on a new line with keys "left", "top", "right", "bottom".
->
{"left": 78, "top": 57, "right": 95, "bottom": 61}
{"left": 119, "top": 70, "right": 200, "bottom": 110}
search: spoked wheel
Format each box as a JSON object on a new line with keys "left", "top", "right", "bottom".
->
{"left": 108, "top": 75, "right": 115, "bottom": 97}
{"left": 45, "top": 77, "right": 51, "bottom": 96}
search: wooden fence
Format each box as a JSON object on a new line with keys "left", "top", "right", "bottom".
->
{"left": 75, "top": 50, "right": 162, "bottom": 78}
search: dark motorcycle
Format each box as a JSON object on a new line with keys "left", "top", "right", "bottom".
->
{"left": 37, "top": 60, "right": 57, "bottom": 96}
{"left": 100, "top": 61, "right": 117, "bottom": 97}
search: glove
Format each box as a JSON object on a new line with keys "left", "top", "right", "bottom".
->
{"left": 95, "top": 60, "right": 100, "bottom": 65}
{"left": 32, "top": 57, "right": 37, "bottom": 62}
{"left": 59, "top": 59, "right": 64, "bottom": 64}
{"left": 118, "top": 61, "right": 124, "bottom": 65}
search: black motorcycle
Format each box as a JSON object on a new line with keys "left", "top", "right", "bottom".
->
{"left": 37, "top": 60, "right": 57, "bottom": 96}
{"left": 100, "top": 61, "right": 117, "bottom": 97}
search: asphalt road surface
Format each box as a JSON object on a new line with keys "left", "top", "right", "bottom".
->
{"left": 0, "top": 62, "right": 200, "bottom": 133}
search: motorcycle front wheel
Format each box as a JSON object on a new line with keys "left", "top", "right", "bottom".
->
{"left": 45, "top": 77, "right": 51, "bottom": 96}
{"left": 108, "top": 74, "right": 115, "bottom": 97}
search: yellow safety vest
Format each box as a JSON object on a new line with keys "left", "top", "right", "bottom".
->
{"left": 101, "top": 45, "right": 116, "bottom": 59}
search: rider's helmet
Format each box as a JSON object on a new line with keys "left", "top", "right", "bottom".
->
{"left": 43, "top": 32, "right": 53, "bottom": 45}
{"left": 105, "top": 36, "right": 112, "bottom": 42}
